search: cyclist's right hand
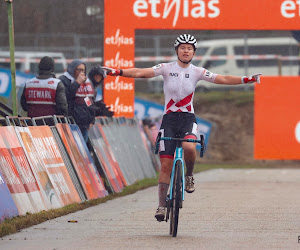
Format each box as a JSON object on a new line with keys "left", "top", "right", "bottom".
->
{"left": 102, "top": 67, "right": 122, "bottom": 76}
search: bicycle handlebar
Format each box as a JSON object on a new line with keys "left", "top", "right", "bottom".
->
{"left": 154, "top": 132, "right": 206, "bottom": 158}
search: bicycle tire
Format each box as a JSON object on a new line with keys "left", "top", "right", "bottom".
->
{"left": 170, "top": 160, "right": 182, "bottom": 237}
{"left": 169, "top": 182, "right": 175, "bottom": 235}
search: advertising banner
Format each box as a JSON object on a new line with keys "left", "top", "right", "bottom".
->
{"left": 14, "top": 126, "right": 63, "bottom": 209}
{"left": 0, "top": 68, "right": 34, "bottom": 97}
{"left": 88, "top": 124, "right": 124, "bottom": 193}
{"left": 50, "top": 127, "right": 87, "bottom": 201}
{"left": 0, "top": 170, "right": 19, "bottom": 222}
{"left": 69, "top": 124, "right": 108, "bottom": 198}
{"left": 0, "top": 127, "right": 46, "bottom": 215}
{"left": 55, "top": 123, "right": 105, "bottom": 199}
{"left": 104, "top": 0, "right": 300, "bottom": 118}
{"left": 255, "top": 77, "right": 300, "bottom": 159}
{"left": 96, "top": 124, "right": 126, "bottom": 186}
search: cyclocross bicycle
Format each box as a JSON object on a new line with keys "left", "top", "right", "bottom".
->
{"left": 155, "top": 132, "right": 206, "bottom": 237}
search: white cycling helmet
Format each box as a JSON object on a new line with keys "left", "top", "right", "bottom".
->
{"left": 174, "top": 34, "right": 197, "bottom": 51}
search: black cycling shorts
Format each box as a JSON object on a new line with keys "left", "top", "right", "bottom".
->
{"left": 158, "top": 112, "right": 197, "bottom": 158}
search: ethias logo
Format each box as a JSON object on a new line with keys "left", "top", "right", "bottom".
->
{"left": 133, "top": 0, "right": 220, "bottom": 27}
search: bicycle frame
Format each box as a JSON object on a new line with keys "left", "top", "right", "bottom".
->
{"left": 155, "top": 134, "right": 206, "bottom": 206}
{"left": 155, "top": 133, "right": 205, "bottom": 236}
{"left": 169, "top": 144, "right": 185, "bottom": 204}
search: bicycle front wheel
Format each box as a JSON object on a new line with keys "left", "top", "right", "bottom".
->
{"left": 170, "top": 160, "right": 182, "bottom": 237}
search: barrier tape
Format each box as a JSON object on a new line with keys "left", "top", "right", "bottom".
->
{"left": 1, "top": 55, "right": 300, "bottom": 64}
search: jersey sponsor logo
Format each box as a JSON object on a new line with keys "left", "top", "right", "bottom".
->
{"left": 185, "top": 74, "right": 189, "bottom": 78}
{"left": 204, "top": 70, "right": 213, "bottom": 79}
{"left": 152, "top": 64, "right": 163, "bottom": 70}
{"left": 48, "top": 81, "right": 54, "bottom": 84}
{"left": 169, "top": 73, "right": 178, "bottom": 77}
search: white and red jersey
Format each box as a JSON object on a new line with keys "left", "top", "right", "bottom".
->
{"left": 153, "top": 62, "right": 217, "bottom": 114}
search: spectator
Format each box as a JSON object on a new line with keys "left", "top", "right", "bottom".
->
{"left": 88, "top": 65, "right": 114, "bottom": 118}
{"left": 21, "top": 56, "right": 68, "bottom": 119}
{"left": 59, "top": 60, "right": 110, "bottom": 143}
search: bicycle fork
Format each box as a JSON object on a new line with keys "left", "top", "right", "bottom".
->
{"left": 168, "top": 147, "right": 185, "bottom": 205}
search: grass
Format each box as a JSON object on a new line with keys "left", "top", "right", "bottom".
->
{"left": 0, "top": 162, "right": 259, "bottom": 238}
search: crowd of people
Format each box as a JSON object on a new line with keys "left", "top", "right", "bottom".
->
{"left": 20, "top": 56, "right": 114, "bottom": 142}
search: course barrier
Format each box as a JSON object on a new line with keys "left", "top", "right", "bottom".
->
{"left": 0, "top": 115, "right": 158, "bottom": 221}
{"left": 0, "top": 170, "right": 19, "bottom": 222}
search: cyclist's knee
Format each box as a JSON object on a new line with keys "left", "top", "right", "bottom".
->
{"left": 159, "top": 158, "right": 173, "bottom": 183}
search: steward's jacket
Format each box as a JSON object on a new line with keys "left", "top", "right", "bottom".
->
{"left": 21, "top": 75, "right": 68, "bottom": 118}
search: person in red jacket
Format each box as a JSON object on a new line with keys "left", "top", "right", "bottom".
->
{"left": 21, "top": 56, "right": 68, "bottom": 119}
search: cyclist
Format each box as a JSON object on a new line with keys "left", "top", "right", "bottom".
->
{"left": 105, "top": 34, "right": 261, "bottom": 222}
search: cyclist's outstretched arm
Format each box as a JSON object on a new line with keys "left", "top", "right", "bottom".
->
{"left": 123, "top": 68, "right": 155, "bottom": 78}
{"left": 214, "top": 75, "right": 243, "bottom": 85}
{"left": 214, "top": 73, "right": 261, "bottom": 85}
{"left": 104, "top": 67, "right": 155, "bottom": 78}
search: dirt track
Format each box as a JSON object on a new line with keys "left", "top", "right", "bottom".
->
{"left": 1, "top": 168, "right": 300, "bottom": 249}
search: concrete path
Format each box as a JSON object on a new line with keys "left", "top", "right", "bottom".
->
{"left": 1, "top": 168, "right": 300, "bottom": 249}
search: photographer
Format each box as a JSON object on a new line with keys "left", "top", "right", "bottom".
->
{"left": 88, "top": 65, "right": 114, "bottom": 118}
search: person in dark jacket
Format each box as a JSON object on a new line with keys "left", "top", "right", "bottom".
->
{"left": 88, "top": 65, "right": 114, "bottom": 118}
{"left": 59, "top": 59, "right": 95, "bottom": 142}
{"left": 21, "top": 56, "right": 68, "bottom": 119}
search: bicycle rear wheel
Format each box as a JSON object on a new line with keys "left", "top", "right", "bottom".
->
{"left": 170, "top": 160, "right": 182, "bottom": 237}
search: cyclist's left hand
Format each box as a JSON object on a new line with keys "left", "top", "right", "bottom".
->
{"left": 242, "top": 73, "right": 262, "bottom": 84}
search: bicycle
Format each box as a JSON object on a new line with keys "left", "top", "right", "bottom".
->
{"left": 154, "top": 132, "right": 206, "bottom": 237}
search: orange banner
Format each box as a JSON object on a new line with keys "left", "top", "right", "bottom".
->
{"left": 0, "top": 127, "right": 46, "bottom": 214}
{"left": 104, "top": 0, "right": 300, "bottom": 118}
{"left": 255, "top": 77, "right": 300, "bottom": 159}
{"left": 55, "top": 124, "right": 105, "bottom": 199}
{"left": 28, "top": 126, "right": 82, "bottom": 205}
{"left": 15, "top": 127, "right": 63, "bottom": 209}
{"left": 88, "top": 124, "right": 124, "bottom": 193}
